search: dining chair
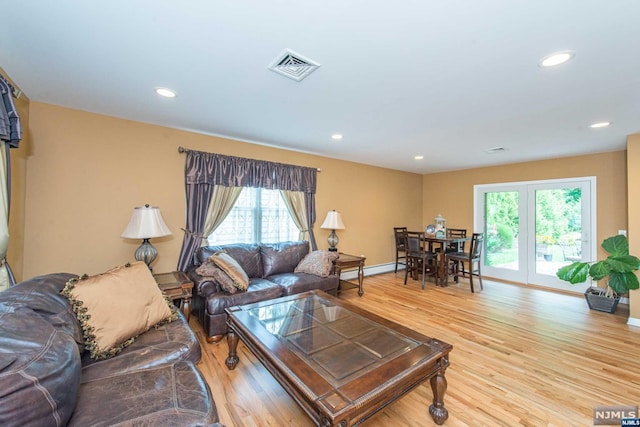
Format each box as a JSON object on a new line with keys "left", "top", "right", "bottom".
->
{"left": 445, "top": 228, "right": 467, "bottom": 275}
{"left": 446, "top": 232, "right": 484, "bottom": 292}
{"left": 445, "top": 228, "right": 467, "bottom": 252}
{"left": 393, "top": 227, "right": 408, "bottom": 273}
{"left": 404, "top": 231, "right": 436, "bottom": 290}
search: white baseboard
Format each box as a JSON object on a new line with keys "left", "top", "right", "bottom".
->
{"left": 627, "top": 317, "right": 640, "bottom": 328}
{"left": 340, "top": 262, "right": 399, "bottom": 280}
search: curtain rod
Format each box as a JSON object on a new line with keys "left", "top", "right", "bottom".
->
{"left": 0, "top": 73, "right": 22, "bottom": 99}
{"left": 177, "top": 146, "right": 322, "bottom": 172}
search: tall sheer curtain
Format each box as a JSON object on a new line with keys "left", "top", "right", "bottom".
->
{"left": 177, "top": 149, "right": 318, "bottom": 271}
{"left": 280, "top": 190, "right": 315, "bottom": 249}
{"left": 0, "top": 74, "right": 22, "bottom": 290}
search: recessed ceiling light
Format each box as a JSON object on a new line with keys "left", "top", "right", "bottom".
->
{"left": 331, "top": 134, "right": 343, "bottom": 140}
{"left": 155, "top": 87, "right": 176, "bottom": 98}
{"left": 539, "top": 51, "right": 575, "bottom": 68}
{"left": 589, "top": 121, "right": 611, "bottom": 129}
{"left": 414, "top": 155, "right": 424, "bottom": 160}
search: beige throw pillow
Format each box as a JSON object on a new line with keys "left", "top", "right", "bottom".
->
{"left": 61, "top": 261, "right": 177, "bottom": 360}
{"left": 294, "top": 250, "right": 339, "bottom": 278}
{"left": 196, "top": 258, "right": 237, "bottom": 293}
{"left": 210, "top": 251, "right": 250, "bottom": 292}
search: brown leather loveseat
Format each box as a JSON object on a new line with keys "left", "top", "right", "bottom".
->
{"left": 0, "top": 273, "right": 222, "bottom": 427}
{"left": 187, "top": 241, "right": 339, "bottom": 343}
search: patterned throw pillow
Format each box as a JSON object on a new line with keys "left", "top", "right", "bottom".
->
{"left": 196, "top": 257, "right": 241, "bottom": 293}
{"left": 210, "top": 251, "right": 250, "bottom": 292}
{"left": 294, "top": 250, "right": 339, "bottom": 278}
{"left": 61, "top": 262, "right": 177, "bottom": 360}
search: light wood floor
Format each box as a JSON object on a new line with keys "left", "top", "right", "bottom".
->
{"left": 190, "top": 272, "right": 640, "bottom": 426}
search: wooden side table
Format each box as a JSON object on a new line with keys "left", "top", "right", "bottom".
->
{"left": 334, "top": 253, "right": 366, "bottom": 297}
{"left": 153, "top": 271, "right": 193, "bottom": 321}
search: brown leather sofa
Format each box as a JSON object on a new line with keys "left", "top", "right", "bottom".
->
{"left": 187, "top": 241, "right": 339, "bottom": 343}
{"left": 0, "top": 273, "right": 223, "bottom": 427}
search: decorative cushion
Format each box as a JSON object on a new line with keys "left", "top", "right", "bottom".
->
{"left": 61, "top": 261, "right": 178, "bottom": 360}
{"left": 295, "top": 250, "right": 339, "bottom": 278}
{"left": 211, "top": 267, "right": 238, "bottom": 294}
{"left": 195, "top": 258, "right": 219, "bottom": 277}
{"left": 196, "top": 258, "right": 237, "bottom": 294}
{"left": 210, "top": 251, "right": 250, "bottom": 292}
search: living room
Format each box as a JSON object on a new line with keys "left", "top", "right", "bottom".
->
{"left": 3, "top": 2, "right": 640, "bottom": 425}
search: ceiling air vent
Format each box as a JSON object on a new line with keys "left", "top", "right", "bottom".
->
{"left": 484, "top": 147, "right": 508, "bottom": 154}
{"left": 268, "top": 49, "right": 320, "bottom": 82}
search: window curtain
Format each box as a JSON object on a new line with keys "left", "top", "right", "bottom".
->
{"left": 280, "top": 190, "right": 317, "bottom": 250}
{"left": 202, "top": 185, "right": 243, "bottom": 239}
{"left": 0, "top": 75, "right": 22, "bottom": 290}
{"left": 176, "top": 149, "right": 317, "bottom": 271}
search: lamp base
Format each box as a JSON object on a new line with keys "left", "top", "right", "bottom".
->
{"left": 134, "top": 238, "right": 158, "bottom": 271}
{"left": 327, "top": 230, "right": 339, "bottom": 252}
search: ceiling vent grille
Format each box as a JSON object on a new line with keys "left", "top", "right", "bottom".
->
{"left": 484, "top": 147, "right": 508, "bottom": 154}
{"left": 268, "top": 49, "right": 320, "bottom": 82}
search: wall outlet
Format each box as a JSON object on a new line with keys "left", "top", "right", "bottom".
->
{"left": 618, "top": 229, "right": 627, "bottom": 236}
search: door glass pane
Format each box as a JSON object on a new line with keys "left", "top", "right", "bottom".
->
{"left": 484, "top": 191, "right": 519, "bottom": 271}
{"left": 534, "top": 187, "right": 582, "bottom": 276}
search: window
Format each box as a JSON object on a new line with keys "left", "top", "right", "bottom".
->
{"left": 207, "top": 187, "right": 300, "bottom": 245}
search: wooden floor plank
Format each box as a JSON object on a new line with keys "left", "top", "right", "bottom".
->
{"left": 191, "top": 272, "right": 640, "bottom": 426}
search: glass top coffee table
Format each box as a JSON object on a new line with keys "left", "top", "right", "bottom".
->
{"left": 225, "top": 290, "right": 452, "bottom": 426}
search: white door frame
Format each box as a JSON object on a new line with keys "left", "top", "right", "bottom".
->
{"left": 474, "top": 176, "right": 597, "bottom": 293}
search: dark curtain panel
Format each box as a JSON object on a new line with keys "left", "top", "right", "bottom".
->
{"left": 0, "top": 74, "right": 22, "bottom": 287}
{"left": 176, "top": 149, "right": 318, "bottom": 270}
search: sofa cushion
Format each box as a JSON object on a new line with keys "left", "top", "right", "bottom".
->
{"left": 61, "top": 262, "right": 178, "bottom": 360}
{"left": 268, "top": 272, "right": 339, "bottom": 296}
{"left": 206, "top": 278, "right": 283, "bottom": 315}
{"left": 261, "top": 241, "right": 309, "bottom": 277}
{"left": 80, "top": 310, "right": 201, "bottom": 381}
{"left": 196, "top": 243, "right": 263, "bottom": 278}
{"left": 295, "top": 250, "right": 339, "bottom": 278}
{"left": 211, "top": 251, "right": 250, "bottom": 291}
{"left": 68, "top": 361, "right": 220, "bottom": 426}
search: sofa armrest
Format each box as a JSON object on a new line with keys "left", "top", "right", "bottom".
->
{"left": 186, "top": 268, "right": 221, "bottom": 297}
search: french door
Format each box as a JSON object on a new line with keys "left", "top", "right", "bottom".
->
{"left": 474, "top": 177, "right": 595, "bottom": 293}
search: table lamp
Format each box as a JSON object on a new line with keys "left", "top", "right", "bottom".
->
{"left": 121, "top": 204, "right": 172, "bottom": 271}
{"left": 320, "top": 210, "right": 345, "bottom": 252}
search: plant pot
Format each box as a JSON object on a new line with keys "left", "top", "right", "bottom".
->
{"left": 584, "top": 287, "right": 620, "bottom": 313}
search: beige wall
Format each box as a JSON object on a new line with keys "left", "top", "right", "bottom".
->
{"left": 627, "top": 134, "right": 640, "bottom": 319}
{"left": 422, "top": 151, "right": 628, "bottom": 254}
{"left": 20, "top": 102, "right": 422, "bottom": 279}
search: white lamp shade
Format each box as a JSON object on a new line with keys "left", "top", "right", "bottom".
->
{"left": 121, "top": 205, "right": 172, "bottom": 239}
{"left": 320, "top": 210, "right": 345, "bottom": 230}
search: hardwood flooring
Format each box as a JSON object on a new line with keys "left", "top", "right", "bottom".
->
{"left": 190, "top": 272, "right": 640, "bottom": 426}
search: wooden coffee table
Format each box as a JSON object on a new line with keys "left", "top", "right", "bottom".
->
{"left": 225, "top": 290, "right": 452, "bottom": 426}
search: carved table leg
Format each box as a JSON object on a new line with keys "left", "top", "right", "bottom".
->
{"left": 429, "top": 370, "right": 449, "bottom": 425}
{"left": 357, "top": 263, "right": 364, "bottom": 297}
{"left": 225, "top": 331, "right": 239, "bottom": 370}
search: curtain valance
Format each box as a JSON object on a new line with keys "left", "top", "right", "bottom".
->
{"left": 184, "top": 149, "right": 316, "bottom": 193}
{"left": 0, "top": 74, "right": 22, "bottom": 148}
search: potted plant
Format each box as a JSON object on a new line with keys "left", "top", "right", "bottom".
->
{"left": 556, "top": 234, "right": 640, "bottom": 313}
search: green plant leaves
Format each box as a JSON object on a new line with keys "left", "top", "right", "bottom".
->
{"left": 608, "top": 271, "right": 640, "bottom": 294}
{"left": 556, "top": 235, "right": 640, "bottom": 294}
{"left": 556, "top": 262, "right": 590, "bottom": 284}
{"left": 601, "top": 234, "right": 629, "bottom": 257}
{"left": 605, "top": 255, "right": 640, "bottom": 273}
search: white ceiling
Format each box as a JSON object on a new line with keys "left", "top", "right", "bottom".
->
{"left": 2, "top": 1, "right": 640, "bottom": 174}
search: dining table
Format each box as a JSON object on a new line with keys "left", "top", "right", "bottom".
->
{"left": 409, "top": 232, "right": 472, "bottom": 286}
